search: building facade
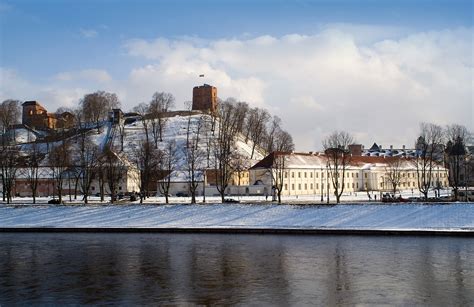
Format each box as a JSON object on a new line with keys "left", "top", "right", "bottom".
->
{"left": 192, "top": 84, "right": 217, "bottom": 113}
{"left": 22, "top": 101, "right": 74, "bottom": 130}
{"left": 249, "top": 152, "right": 449, "bottom": 198}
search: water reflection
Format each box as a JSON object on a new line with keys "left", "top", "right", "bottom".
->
{"left": 0, "top": 234, "right": 473, "bottom": 305}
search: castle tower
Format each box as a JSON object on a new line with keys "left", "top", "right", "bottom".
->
{"left": 192, "top": 84, "right": 217, "bottom": 113}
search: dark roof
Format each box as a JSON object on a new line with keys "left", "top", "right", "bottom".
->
{"left": 250, "top": 151, "right": 309, "bottom": 169}
{"left": 250, "top": 152, "right": 279, "bottom": 169}
{"left": 22, "top": 100, "right": 40, "bottom": 106}
{"left": 369, "top": 142, "right": 380, "bottom": 152}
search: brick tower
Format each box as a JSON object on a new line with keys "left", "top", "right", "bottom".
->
{"left": 192, "top": 84, "right": 217, "bottom": 113}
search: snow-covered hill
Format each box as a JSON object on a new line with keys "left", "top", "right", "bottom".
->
{"left": 11, "top": 113, "right": 265, "bottom": 175}
{"left": 112, "top": 113, "right": 264, "bottom": 171}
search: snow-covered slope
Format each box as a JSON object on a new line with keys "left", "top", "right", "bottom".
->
{"left": 0, "top": 203, "right": 472, "bottom": 231}
{"left": 113, "top": 114, "right": 264, "bottom": 173}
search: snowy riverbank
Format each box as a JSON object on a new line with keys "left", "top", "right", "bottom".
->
{"left": 0, "top": 203, "right": 473, "bottom": 234}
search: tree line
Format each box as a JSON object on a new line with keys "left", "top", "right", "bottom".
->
{"left": 309, "top": 123, "right": 472, "bottom": 204}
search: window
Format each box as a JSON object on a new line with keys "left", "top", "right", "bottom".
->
{"left": 292, "top": 184, "right": 295, "bottom": 190}
{"left": 316, "top": 183, "right": 319, "bottom": 189}
{"left": 292, "top": 172, "right": 294, "bottom": 178}
{"left": 92, "top": 186, "right": 95, "bottom": 191}
{"left": 352, "top": 173, "right": 354, "bottom": 178}
{"left": 310, "top": 183, "right": 313, "bottom": 189}
{"left": 119, "top": 186, "right": 122, "bottom": 190}
{"left": 304, "top": 183, "right": 307, "bottom": 190}
{"left": 284, "top": 184, "right": 288, "bottom": 190}
{"left": 304, "top": 172, "right": 307, "bottom": 178}
{"left": 356, "top": 182, "right": 359, "bottom": 189}
{"left": 316, "top": 172, "right": 318, "bottom": 178}
{"left": 310, "top": 172, "right": 313, "bottom": 178}
{"left": 364, "top": 173, "right": 368, "bottom": 179}
{"left": 298, "top": 172, "right": 301, "bottom": 178}
{"left": 356, "top": 173, "right": 359, "bottom": 178}
{"left": 352, "top": 183, "right": 354, "bottom": 188}
{"left": 284, "top": 172, "right": 287, "bottom": 178}
{"left": 298, "top": 183, "right": 301, "bottom": 190}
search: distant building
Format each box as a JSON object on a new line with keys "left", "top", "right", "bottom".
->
{"left": 22, "top": 101, "right": 74, "bottom": 130}
{"left": 192, "top": 84, "right": 217, "bottom": 113}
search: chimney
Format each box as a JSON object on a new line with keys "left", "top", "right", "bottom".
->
{"left": 348, "top": 144, "right": 362, "bottom": 156}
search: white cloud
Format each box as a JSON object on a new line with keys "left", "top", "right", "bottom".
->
{"left": 55, "top": 69, "right": 112, "bottom": 83}
{"left": 0, "top": 67, "right": 87, "bottom": 111}
{"left": 80, "top": 28, "right": 98, "bottom": 38}
{"left": 123, "top": 27, "right": 472, "bottom": 150}
{"left": 2, "top": 25, "right": 472, "bottom": 151}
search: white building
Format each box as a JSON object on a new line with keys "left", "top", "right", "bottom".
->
{"left": 249, "top": 151, "right": 449, "bottom": 197}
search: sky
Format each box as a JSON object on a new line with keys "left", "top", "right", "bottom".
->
{"left": 0, "top": 0, "right": 472, "bottom": 151}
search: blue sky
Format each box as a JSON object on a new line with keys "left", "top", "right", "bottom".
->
{"left": 0, "top": 0, "right": 472, "bottom": 149}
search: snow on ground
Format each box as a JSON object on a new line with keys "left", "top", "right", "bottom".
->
{"left": 0, "top": 202, "right": 472, "bottom": 231}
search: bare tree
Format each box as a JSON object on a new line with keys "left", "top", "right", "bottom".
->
{"left": 415, "top": 123, "right": 444, "bottom": 200}
{"left": 213, "top": 101, "right": 242, "bottom": 202}
{"left": 133, "top": 140, "right": 160, "bottom": 203}
{"left": 0, "top": 99, "right": 21, "bottom": 134}
{"left": 0, "top": 143, "right": 20, "bottom": 203}
{"left": 247, "top": 108, "right": 270, "bottom": 159}
{"left": 267, "top": 152, "right": 287, "bottom": 203}
{"left": 158, "top": 140, "right": 178, "bottom": 204}
{"left": 80, "top": 91, "right": 120, "bottom": 133}
{"left": 265, "top": 116, "right": 282, "bottom": 154}
{"left": 101, "top": 148, "right": 125, "bottom": 204}
{"left": 48, "top": 140, "right": 71, "bottom": 203}
{"left": 149, "top": 92, "right": 175, "bottom": 147}
{"left": 445, "top": 124, "right": 471, "bottom": 201}
{"left": 133, "top": 103, "right": 151, "bottom": 143}
{"left": 384, "top": 157, "right": 404, "bottom": 197}
{"left": 78, "top": 134, "right": 99, "bottom": 204}
{"left": 117, "top": 120, "right": 126, "bottom": 152}
{"left": 24, "top": 143, "right": 44, "bottom": 204}
{"left": 273, "top": 128, "right": 295, "bottom": 152}
{"left": 323, "top": 131, "right": 354, "bottom": 203}
{"left": 184, "top": 115, "right": 206, "bottom": 204}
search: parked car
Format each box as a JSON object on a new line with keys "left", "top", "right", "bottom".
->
{"left": 224, "top": 198, "right": 240, "bottom": 203}
{"left": 176, "top": 192, "right": 189, "bottom": 197}
{"left": 48, "top": 199, "right": 61, "bottom": 204}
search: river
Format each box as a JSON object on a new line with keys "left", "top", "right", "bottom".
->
{"left": 0, "top": 233, "right": 472, "bottom": 305}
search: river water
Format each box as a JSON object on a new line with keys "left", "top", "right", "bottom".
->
{"left": 0, "top": 233, "right": 473, "bottom": 305}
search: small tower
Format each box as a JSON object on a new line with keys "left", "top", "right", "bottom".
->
{"left": 192, "top": 84, "right": 217, "bottom": 113}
